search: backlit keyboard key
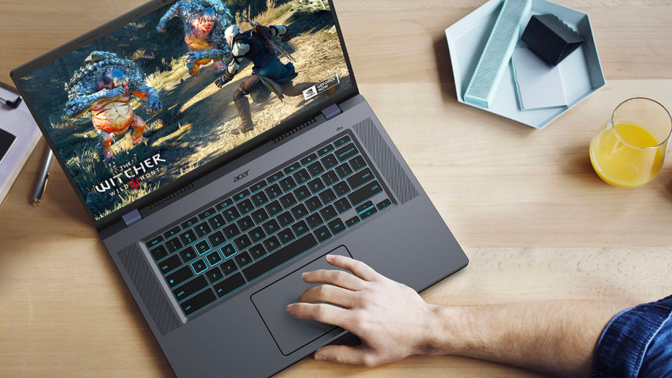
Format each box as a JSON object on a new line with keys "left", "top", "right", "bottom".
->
{"left": 223, "top": 224, "right": 241, "bottom": 239}
{"left": 216, "top": 198, "right": 233, "bottom": 211}
{"left": 206, "top": 250, "right": 223, "bottom": 266}
{"left": 249, "top": 244, "right": 267, "bottom": 260}
{"left": 347, "top": 168, "right": 374, "bottom": 190}
{"left": 234, "top": 189, "right": 250, "bottom": 202}
{"left": 251, "top": 180, "right": 267, "bottom": 193}
{"left": 348, "top": 181, "right": 383, "bottom": 207}
{"left": 318, "top": 188, "right": 337, "bottom": 204}
{"left": 294, "top": 185, "right": 310, "bottom": 201}
{"left": 181, "top": 217, "right": 198, "bottom": 229}
{"left": 221, "top": 243, "right": 237, "bottom": 259}
{"left": 335, "top": 163, "right": 353, "bottom": 179}
{"left": 147, "top": 235, "right": 163, "bottom": 249}
{"left": 205, "top": 267, "right": 224, "bottom": 284}
{"left": 198, "top": 208, "right": 216, "bottom": 220}
{"left": 251, "top": 208, "right": 270, "bottom": 224}
{"left": 191, "top": 259, "right": 208, "bottom": 275}
{"left": 163, "top": 226, "right": 181, "bottom": 240}
{"left": 180, "top": 230, "right": 197, "bottom": 245}
{"left": 181, "top": 289, "right": 217, "bottom": 316}
{"left": 263, "top": 235, "right": 281, "bottom": 253}
{"left": 277, "top": 212, "right": 294, "bottom": 228}
{"left": 333, "top": 135, "right": 351, "bottom": 148}
{"left": 234, "top": 234, "right": 252, "bottom": 251}
{"left": 317, "top": 144, "right": 335, "bottom": 156}
{"left": 300, "top": 153, "right": 318, "bottom": 166}
{"left": 194, "top": 222, "right": 211, "bottom": 237}
{"left": 308, "top": 178, "right": 325, "bottom": 194}
{"left": 208, "top": 214, "right": 225, "bottom": 230}
{"left": 235, "top": 252, "right": 253, "bottom": 268}
{"left": 243, "top": 234, "right": 319, "bottom": 282}
{"left": 284, "top": 162, "right": 302, "bottom": 175}
{"left": 166, "top": 266, "right": 194, "bottom": 288}
{"left": 173, "top": 275, "right": 208, "bottom": 302}
{"left": 179, "top": 246, "right": 198, "bottom": 263}
{"left": 335, "top": 143, "right": 358, "bottom": 162}
{"left": 306, "top": 213, "right": 324, "bottom": 229}
{"left": 237, "top": 199, "right": 254, "bottom": 215}
{"left": 265, "top": 201, "right": 282, "bottom": 217}
{"left": 249, "top": 227, "right": 266, "bottom": 243}
{"left": 305, "top": 196, "right": 323, "bottom": 212}
{"left": 334, "top": 198, "right": 352, "bottom": 214}
{"left": 294, "top": 169, "right": 310, "bottom": 184}
{"left": 237, "top": 216, "right": 254, "bottom": 232}
{"left": 267, "top": 171, "right": 284, "bottom": 184}
{"left": 251, "top": 192, "right": 269, "bottom": 207}
{"left": 265, "top": 184, "right": 282, "bottom": 200}
{"left": 314, "top": 226, "right": 332, "bottom": 243}
{"left": 278, "top": 229, "right": 296, "bottom": 245}
{"left": 150, "top": 245, "right": 169, "bottom": 262}
{"left": 320, "top": 205, "right": 338, "bottom": 222}
{"left": 345, "top": 216, "right": 360, "bottom": 228}
{"left": 165, "top": 238, "right": 183, "bottom": 253}
{"left": 321, "top": 154, "right": 338, "bottom": 170}
{"left": 328, "top": 218, "right": 346, "bottom": 235}
{"left": 223, "top": 207, "right": 240, "bottom": 222}
{"left": 279, "top": 177, "right": 297, "bottom": 192}
{"left": 213, "top": 273, "right": 246, "bottom": 298}
{"left": 290, "top": 203, "right": 308, "bottom": 220}
{"left": 322, "top": 171, "right": 339, "bottom": 186}
{"left": 280, "top": 193, "right": 297, "bottom": 209}
{"left": 159, "top": 255, "right": 182, "bottom": 275}
{"left": 307, "top": 161, "right": 325, "bottom": 177}
{"left": 377, "top": 199, "right": 392, "bottom": 211}
{"left": 292, "top": 220, "right": 309, "bottom": 237}
{"left": 333, "top": 181, "right": 351, "bottom": 197}
{"left": 349, "top": 156, "right": 367, "bottom": 171}
{"left": 262, "top": 219, "right": 280, "bottom": 235}
{"left": 208, "top": 231, "right": 226, "bottom": 248}
{"left": 195, "top": 240, "right": 211, "bottom": 255}
{"left": 220, "top": 260, "right": 238, "bottom": 276}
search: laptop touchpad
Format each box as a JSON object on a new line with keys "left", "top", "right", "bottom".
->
{"left": 251, "top": 246, "right": 353, "bottom": 356}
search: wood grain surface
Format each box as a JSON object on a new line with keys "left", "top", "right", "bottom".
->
{"left": 1, "top": 0, "right": 671, "bottom": 377}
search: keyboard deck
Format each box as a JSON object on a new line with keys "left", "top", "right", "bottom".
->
{"left": 144, "top": 134, "right": 393, "bottom": 317}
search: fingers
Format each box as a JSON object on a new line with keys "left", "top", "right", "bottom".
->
{"left": 286, "top": 303, "right": 351, "bottom": 327}
{"left": 326, "top": 255, "right": 379, "bottom": 282}
{"left": 298, "top": 284, "right": 356, "bottom": 308}
{"left": 302, "top": 269, "right": 363, "bottom": 291}
{"left": 314, "top": 345, "right": 380, "bottom": 367}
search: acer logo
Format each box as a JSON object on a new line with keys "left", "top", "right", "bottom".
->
{"left": 234, "top": 170, "right": 250, "bottom": 183}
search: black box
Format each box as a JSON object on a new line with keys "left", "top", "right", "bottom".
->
{"left": 521, "top": 14, "right": 585, "bottom": 66}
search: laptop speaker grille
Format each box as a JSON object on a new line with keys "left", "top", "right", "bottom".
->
{"left": 353, "top": 118, "right": 419, "bottom": 204}
{"left": 117, "top": 244, "right": 182, "bottom": 336}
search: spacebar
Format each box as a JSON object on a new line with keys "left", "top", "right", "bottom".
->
{"left": 243, "top": 234, "right": 319, "bottom": 282}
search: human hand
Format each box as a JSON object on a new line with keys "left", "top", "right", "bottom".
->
{"left": 286, "top": 255, "right": 438, "bottom": 367}
{"left": 215, "top": 72, "right": 233, "bottom": 88}
{"left": 156, "top": 24, "right": 166, "bottom": 33}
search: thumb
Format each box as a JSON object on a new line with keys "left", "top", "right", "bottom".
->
{"left": 314, "top": 345, "right": 379, "bottom": 367}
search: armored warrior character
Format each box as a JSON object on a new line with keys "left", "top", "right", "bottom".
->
{"left": 64, "top": 51, "right": 163, "bottom": 160}
{"left": 215, "top": 24, "right": 320, "bottom": 135}
{"left": 156, "top": 0, "right": 233, "bottom": 77}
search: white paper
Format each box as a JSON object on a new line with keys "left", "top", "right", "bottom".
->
{"left": 512, "top": 46, "right": 567, "bottom": 110}
{"left": 0, "top": 85, "right": 42, "bottom": 206}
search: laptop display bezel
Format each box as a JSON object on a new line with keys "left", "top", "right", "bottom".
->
{"left": 10, "top": 0, "right": 359, "bottom": 232}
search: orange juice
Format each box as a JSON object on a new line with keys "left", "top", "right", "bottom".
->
{"left": 590, "top": 122, "right": 665, "bottom": 188}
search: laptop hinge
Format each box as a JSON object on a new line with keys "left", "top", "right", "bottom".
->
{"left": 122, "top": 209, "right": 143, "bottom": 227}
{"left": 321, "top": 103, "right": 342, "bottom": 120}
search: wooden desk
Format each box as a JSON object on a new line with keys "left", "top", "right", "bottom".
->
{"left": 1, "top": 0, "right": 671, "bottom": 377}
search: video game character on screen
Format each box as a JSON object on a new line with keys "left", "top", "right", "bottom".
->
{"left": 156, "top": 0, "right": 234, "bottom": 78}
{"left": 215, "top": 17, "right": 336, "bottom": 135}
{"left": 64, "top": 51, "right": 163, "bottom": 160}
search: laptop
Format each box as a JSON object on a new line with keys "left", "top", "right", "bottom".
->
{"left": 11, "top": 0, "right": 468, "bottom": 376}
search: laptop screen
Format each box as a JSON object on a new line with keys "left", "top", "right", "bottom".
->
{"left": 16, "top": 0, "right": 354, "bottom": 222}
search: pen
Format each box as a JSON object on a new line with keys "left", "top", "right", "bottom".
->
{"left": 32, "top": 148, "right": 53, "bottom": 205}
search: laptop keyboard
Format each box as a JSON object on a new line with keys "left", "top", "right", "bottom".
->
{"left": 144, "top": 134, "right": 393, "bottom": 317}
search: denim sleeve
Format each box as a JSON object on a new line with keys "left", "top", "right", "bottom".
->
{"left": 591, "top": 295, "right": 672, "bottom": 378}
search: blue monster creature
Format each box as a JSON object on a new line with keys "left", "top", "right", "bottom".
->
{"left": 156, "top": 0, "right": 234, "bottom": 77}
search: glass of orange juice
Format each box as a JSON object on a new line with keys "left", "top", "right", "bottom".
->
{"left": 590, "top": 98, "right": 672, "bottom": 188}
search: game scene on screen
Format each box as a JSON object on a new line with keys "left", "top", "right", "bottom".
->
{"left": 18, "top": 0, "right": 352, "bottom": 221}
